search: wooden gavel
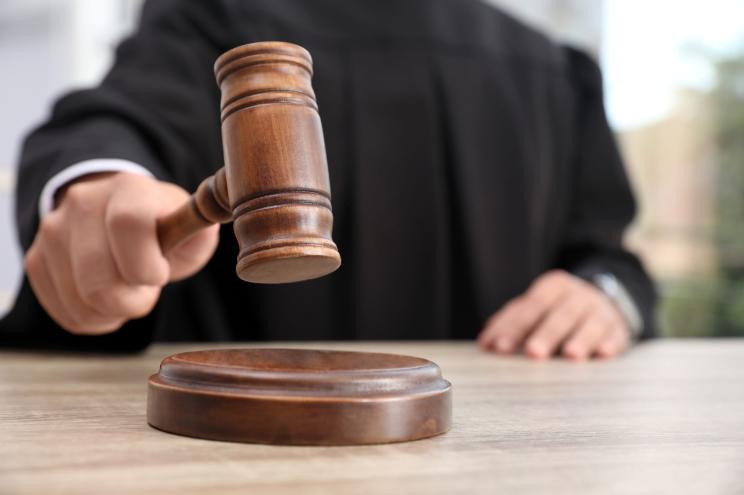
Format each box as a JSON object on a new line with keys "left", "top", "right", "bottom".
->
{"left": 147, "top": 46, "right": 452, "bottom": 445}
{"left": 156, "top": 42, "right": 341, "bottom": 284}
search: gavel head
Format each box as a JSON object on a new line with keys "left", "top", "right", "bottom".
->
{"left": 213, "top": 42, "right": 341, "bottom": 284}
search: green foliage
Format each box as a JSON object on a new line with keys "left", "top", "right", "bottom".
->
{"left": 660, "top": 278, "right": 722, "bottom": 337}
{"left": 713, "top": 54, "right": 744, "bottom": 271}
{"left": 664, "top": 50, "right": 744, "bottom": 337}
{"left": 660, "top": 52, "right": 744, "bottom": 337}
{"left": 710, "top": 51, "right": 744, "bottom": 336}
{"left": 720, "top": 277, "right": 744, "bottom": 334}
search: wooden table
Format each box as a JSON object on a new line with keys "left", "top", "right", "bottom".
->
{"left": 2, "top": 340, "right": 743, "bottom": 494}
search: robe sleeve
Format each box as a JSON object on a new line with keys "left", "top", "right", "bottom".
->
{"left": 555, "top": 47, "right": 657, "bottom": 338}
{"left": 1, "top": 0, "right": 227, "bottom": 351}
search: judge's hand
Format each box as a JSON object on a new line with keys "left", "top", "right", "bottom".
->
{"left": 25, "top": 172, "right": 219, "bottom": 336}
{"left": 477, "top": 270, "right": 630, "bottom": 360}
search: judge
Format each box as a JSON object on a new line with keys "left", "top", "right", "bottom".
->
{"left": 0, "top": 0, "right": 656, "bottom": 359}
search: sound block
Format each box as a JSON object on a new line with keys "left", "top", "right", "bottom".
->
{"left": 147, "top": 348, "right": 452, "bottom": 445}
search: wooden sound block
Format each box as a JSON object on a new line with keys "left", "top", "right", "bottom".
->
{"left": 147, "top": 348, "right": 452, "bottom": 445}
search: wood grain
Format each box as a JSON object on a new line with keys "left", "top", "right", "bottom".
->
{"left": 147, "top": 348, "right": 452, "bottom": 445}
{"left": 1, "top": 340, "right": 744, "bottom": 494}
{"left": 216, "top": 42, "right": 340, "bottom": 284}
{"left": 155, "top": 41, "right": 341, "bottom": 283}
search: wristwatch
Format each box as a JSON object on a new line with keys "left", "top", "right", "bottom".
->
{"left": 591, "top": 273, "right": 643, "bottom": 339}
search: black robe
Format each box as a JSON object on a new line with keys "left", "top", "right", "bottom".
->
{"left": 0, "top": 0, "right": 656, "bottom": 350}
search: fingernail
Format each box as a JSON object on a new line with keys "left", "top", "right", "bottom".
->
{"left": 597, "top": 344, "right": 614, "bottom": 358}
{"left": 565, "top": 344, "right": 586, "bottom": 360}
{"left": 527, "top": 341, "right": 548, "bottom": 359}
{"left": 496, "top": 337, "right": 513, "bottom": 353}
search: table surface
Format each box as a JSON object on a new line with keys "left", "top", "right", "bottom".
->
{"left": 2, "top": 340, "right": 744, "bottom": 495}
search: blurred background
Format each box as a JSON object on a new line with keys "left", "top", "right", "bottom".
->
{"left": 0, "top": 0, "right": 742, "bottom": 337}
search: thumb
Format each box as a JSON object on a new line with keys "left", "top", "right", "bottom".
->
{"left": 154, "top": 179, "right": 220, "bottom": 281}
{"left": 165, "top": 223, "right": 220, "bottom": 281}
{"left": 151, "top": 182, "right": 219, "bottom": 282}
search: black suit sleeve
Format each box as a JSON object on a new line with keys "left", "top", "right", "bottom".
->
{"left": 1, "top": 0, "right": 228, "bottom": 351}
{"left": 16, "top": 0, "right": 228, "bottom": 249}
{"left": 555, "top": 47, "right": 657, "bottom": 338}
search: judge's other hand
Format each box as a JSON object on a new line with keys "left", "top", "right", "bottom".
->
{"left": 477, "top": 270, "right": 630, "bottom": 360}
{"left": 25, "top": 172, "right": 219, "bottom": 336}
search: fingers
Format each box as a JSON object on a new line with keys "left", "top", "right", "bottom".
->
{"left": 105, "top": 176, "right": 218, "bottom": 283}
{"left": 24, "top": 172, "right": 191, "bottom": 336}
{"left": 165, "top": 223, "right": 220, "bottom": 281}
{"left": 31, "top": 213, "right": 125, "bottom": 335}
{"left": 105, "top": 175, "right": 171, "bottom": 286}
{"left": 595, "top": 323, "right": 631, "bottom": 359}
{"left": 477, "top": 297, "right": 543, "bottom": 354}
{"left": 561, "top": 311, "right": 613, "bottom": 361}
{"left": 25, "top": 242, "right": 79, "bottom": 332}
{"left": 478, "top": 269, "right": 633, "bottom": 361}
{"left": 478, "top": 270, "right": 570, "bottom": 353}
{"left": 153, "top": 180, "right": 219, "bottom": 281}
{"left": 524, "top": 291, "right": 591, "bottom": 359}
{"left": 71, "top": 199, "right": 160, "bottom": 319}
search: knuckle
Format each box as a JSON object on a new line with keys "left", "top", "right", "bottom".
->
{"left": 529, "top": 276, "right": 551, "bottom": 295}
{"left": 111, "top": 172, "right": 136, "bottom": 187}
{"left": 122, "top": 291, "right": 159, "bottom": 319}
{"left": 24, "top": 249, "right": 41, "bottom": 274}
{"left": 501, "top": 297, "right": 524, "bottom": 316}
{"left": 545, "top": 269, "right": 570, "bottom": 285}
{"left": 63, "top": 183, "right": 91, "bottom": 208}
{"left": 526, "top": 290, "right": 550, "bottom": 310}
{"left": 84, "top": 285, "right": 158, "bottom": 319}
{"left": 132, "top": 262, "right": 164, "bottom": 286}
{"left": 105, "top": 204, "right": 147, "bottom": 233}
{"left": 78, "top": 286, "right": 113, "bottom": 311}
{"left": 123, "top": 259, "right": 168, "bottom": 287}
{"left": 529, "top": 271, "right": 575, "bottom": 303}
{"left": 82, "top": 287, "right": 124, "bottom": 315}
{"left": 113, "top": 172, "right": 152, "bottom": 191}
{"left": 128, "top": 297, "right": 157, "bottom": 319}
{"left": 38, "top": 214, "right": 63, "bottom": 240}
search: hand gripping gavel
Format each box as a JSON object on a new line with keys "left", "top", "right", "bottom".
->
{"left": 155, "top": 42, "right": 341, "bottom": 284}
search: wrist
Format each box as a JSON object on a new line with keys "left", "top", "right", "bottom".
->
{"left": 591, "top": 272, "right": 643, "bottom": 339}
{"left": 39, "top": 159, "right": 154, "bottom": 219}
{"left": 54, "top": 172, "right": 119, "bottom": 209}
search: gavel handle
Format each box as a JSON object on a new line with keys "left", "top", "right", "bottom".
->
{"left": 156, "top": 167, "right": 232, "bottom": 253}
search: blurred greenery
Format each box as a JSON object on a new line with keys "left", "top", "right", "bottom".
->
{"left": 660, "top": 50, "right": 744, "bottom": 337}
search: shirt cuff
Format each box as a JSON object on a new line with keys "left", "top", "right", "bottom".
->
{"left": 38, "top": 159, "right": 154, "bottom": 219}
{"left": 590, "top": 272, "right": 644, "bottom": 339}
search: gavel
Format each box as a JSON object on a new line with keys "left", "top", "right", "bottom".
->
{"left": 147, "top": 43, "right": 451, "bottom": 446}
{"left": 155, "top": 41, "right": 341, "bottom": 284}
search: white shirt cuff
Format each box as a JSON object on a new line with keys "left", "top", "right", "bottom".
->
{"left": 38, "top": 159, "right": 154, "bottom": 219}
